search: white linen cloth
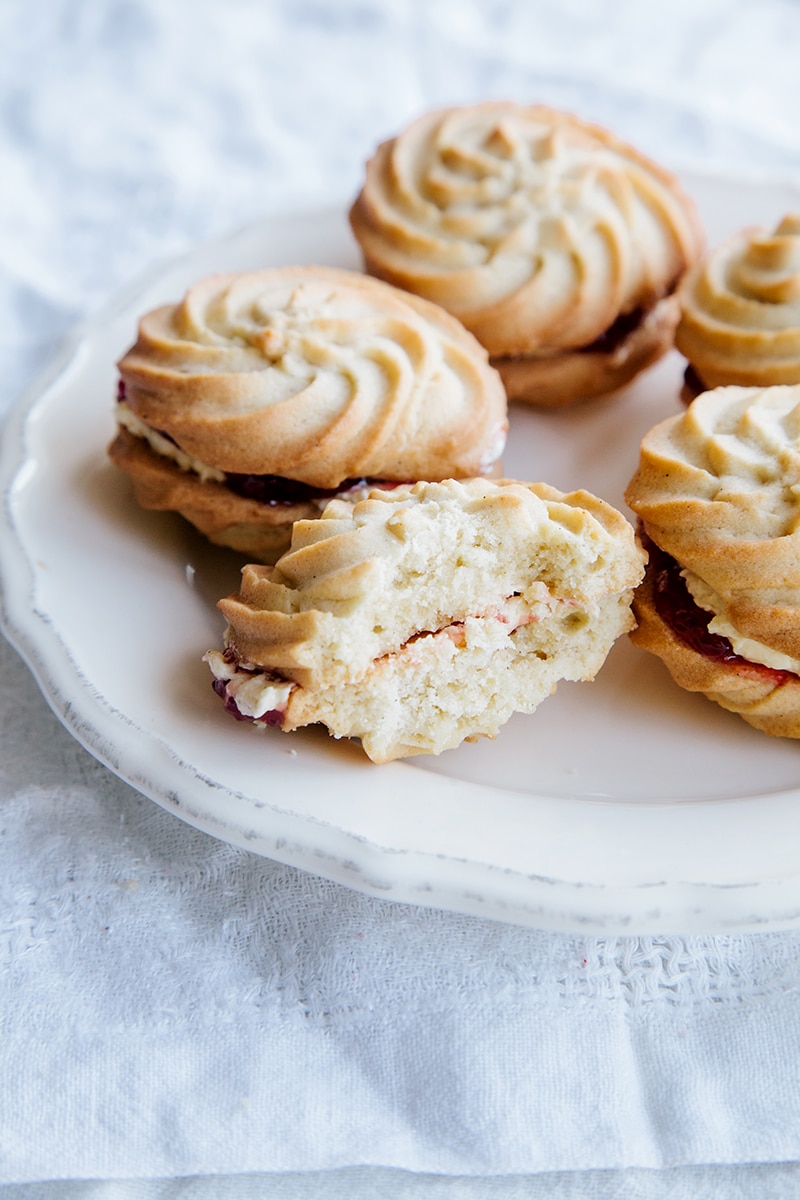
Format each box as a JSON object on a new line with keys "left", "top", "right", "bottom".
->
{"left": 3, "top": 2, "right": 800, "bottom": 1196}
{"left": 4, "top": 680, "right": 800, "bottom": 1188}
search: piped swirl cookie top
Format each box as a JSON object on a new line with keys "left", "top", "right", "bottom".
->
{"left": 625, "top": 385, "right": 800, "bottom": 659}
{"left": 117, "top": 267, "right": 507, "bottom": 488}
{"left": 349, "top": 103, "right": 703, "bottom": 358}
{"left": 676, "top": 214, "right": 800, "bottom": 387}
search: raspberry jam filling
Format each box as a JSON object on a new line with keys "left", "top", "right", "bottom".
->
{"left": 643, "top": 532, "right": 795, "bottom": 683}
{"left": 681, "top": 364, "right": 706, "bottom": 404}
{"left": 581, "top": 306, "right": 646, "bottom": 355}
{"left": 117, "top": 378, "right": 403, "bottom": 506}
{"left": 224, "top": 473, "right": 391, "bottom": 507}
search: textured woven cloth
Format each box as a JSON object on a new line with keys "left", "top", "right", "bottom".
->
{"left": 4, "top": 643, "right": 800, "bottom": 1184}
{"left": 3, "top": 2, "right": 800, "bottom": 1196}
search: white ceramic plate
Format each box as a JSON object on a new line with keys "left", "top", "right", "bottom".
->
{"left": 4, "top": 173, "right": 800, "bottom": 935}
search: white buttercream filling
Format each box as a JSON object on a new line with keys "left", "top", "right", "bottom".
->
{"left": 117, "top": 401, "right": 396, "bottom": 509}
{"left": 117, "top": 402, "right": 226, "bottom": 482}
{"left": 681, "top": 568, "right": 800, "bottom": 674}
{"left": 203, "top": 650, "right": 294, "bottom": 719}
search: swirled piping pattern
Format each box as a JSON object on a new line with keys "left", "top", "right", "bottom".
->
{"left": 676, "top": 215, "right": 800, "bottom": 387}
{"left": 117, "top": 267, "right": 507, "bottom": 488}
{"left": 350, "top": 104, "right": 703, "bottom": 357}
{"left": 625, "top": 384, "right": 800, "bottom": 659}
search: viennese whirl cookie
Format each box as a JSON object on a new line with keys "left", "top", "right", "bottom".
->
{"left": 110, "top": 267, "right": 507, "bottom": 560}
{"left": 350, "top": 103, "right": 703, "bottom": 408}
{"left": 677, "top": 214, "right": 800, "bottom": 402}
{"left": 205, "top": 478, "right": 645, "bottom": 762}
{"left": 626, "top": 384, "right": 800, "bottom": 737}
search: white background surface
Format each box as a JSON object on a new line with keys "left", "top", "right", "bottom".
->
{"left": 4, "top": 2, "right": 800, "bottom": 1197}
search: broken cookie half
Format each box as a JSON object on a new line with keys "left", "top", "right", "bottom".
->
{"left": 204, "top": 478, "right": 645, "bottom": 763}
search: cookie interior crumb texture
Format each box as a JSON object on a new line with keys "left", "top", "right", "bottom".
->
{"left": 206, "top": 478, "right": 645, "bottom": 762}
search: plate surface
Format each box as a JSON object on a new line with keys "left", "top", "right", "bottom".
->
{"left": 4, "top": 174, "right": 800, "bottom": 935}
